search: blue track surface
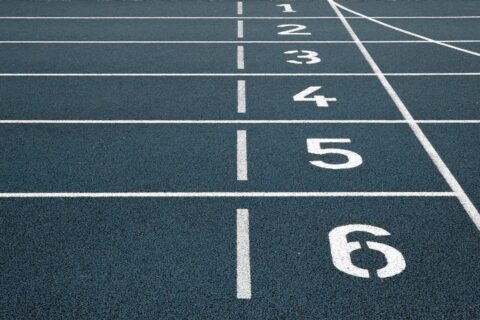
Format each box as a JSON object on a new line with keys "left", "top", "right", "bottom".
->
{"left": 0, "top": 0, "right": 479, "bottom": 319}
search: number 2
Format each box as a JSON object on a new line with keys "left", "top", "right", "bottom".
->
{"left": 277, "top": 24, "right": 311, "bottom": 35}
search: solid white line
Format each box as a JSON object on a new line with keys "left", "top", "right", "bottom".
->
{"left": 0, "top": 73, "right": 478, "bottom": 77}
{"left": 237, "top": 2, "right": 243, "bottom": 16}
{"left": 0, "top": 40, "right": 479, "bottom": 44}
{"left": 329, "top": 0, "right": 480, "bottom": 231}
{"left": 237, "top": 20, "right": 244, "bottom": 38}
{"left": 335, "top": 3, "right": 480, "bottom": 57}
{"left": 236, "top": 208, "right": 251, "bottom": 300}
{"left": 1, "top": 120, "right": 478, "bottom": 124}
{"left": 237, "top": 80, "right": 246, "bottom": 113}
{"left": 237, "top": 46, "right": 245, "bottom": 70}
{"left": 0, "top": 16, "right": 478, "bottom": 19}
{"left": 237, "top": 130, "right": 248, "bottom": 181}
{"left": 0, "top": 192, "right": 456, "bottom": 198}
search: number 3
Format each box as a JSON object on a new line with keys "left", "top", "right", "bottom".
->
{"left": 284, "top": 50, "right": 321, "bottom": 64}
{"left": 329, "top": 224, "right": 406, "bottom": 278}
{"left": 307, "top": 138, "right": 363, "bottom": 169}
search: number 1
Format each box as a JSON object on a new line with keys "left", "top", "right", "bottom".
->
{"left": 276, "top": 4, "right": 296, "bottom": 13}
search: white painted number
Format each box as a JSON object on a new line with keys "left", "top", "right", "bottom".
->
{"left": 307, "top": 138, "right": 362, "bottom": 169}
{"left": 294, "top": 86, "right": 337, "bottom": 107}
{"left": 284, "top": 50, "right": 321, "bottom": 64}
{"left": 329, "top": 224, "right": 406, "bottom": 279}
{"left": 277, "top": 24, "right": 311, "bottom": 35}
{"left": 276, "top": 4, "right": 296, "bottom": 13}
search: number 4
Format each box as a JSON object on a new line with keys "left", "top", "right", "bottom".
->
{"left": 293, "top": 86, "right": 337, "bottom": 107}
{"left": 307, "top": 138, "right": 363, "bottom": 169}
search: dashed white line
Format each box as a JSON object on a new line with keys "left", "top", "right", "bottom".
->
{"left": 237, "top": 130, "right": 248, "bottom": 181}
{"left": 237, "top": 45, "right": 245, "bottom": 70}
{"left": 329, "top": 0, "right": 480, "bottom": 230}
{"left": 237, "top": 80, "right": 246, "bottom": 113}
{"left": 236, "top": 208, "right": 251, "bottom": 300}
{"left": 0, "top": 192, "right": 456, "bottom": 198}
{"left": 237, "top": 20, "right": 244, "bottom": 38}
{"left": 237, "top": 2, "right": 243, "bottom": 15}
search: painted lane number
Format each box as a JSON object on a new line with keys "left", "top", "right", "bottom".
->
{"left": 277, "top": 24, "right": 311, "bottom": 35}
{"left": 284, "top": 50, "right": 320, "bottom": 64}
{"left": 329, "top": 224, "right": 406, "bottom": 278}
{"left": 307, "top": 138, "right": 363, "bottom": 169}
{"left": 294, "top": 86, "right": 337, "bottom": 107}
{"left": 276, "top": 4, "right": 296, "bottom": 13}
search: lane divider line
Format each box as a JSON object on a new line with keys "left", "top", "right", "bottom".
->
{"left": 0, "top": 73, "right": 478, "bottom": 76}
{"left": 329, "top": 0, "right": 480, "bottom": 230}
{"left": 0, "top": 192, "right": 456, "bottom": 198}
{"left": 0, "top": 120, "right": 478, "bottom": 124}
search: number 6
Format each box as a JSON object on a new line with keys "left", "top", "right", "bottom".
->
{"left": 329, "top": 224, "right": 406, "bottom": 279}
{"left": 307, "top": 138, "right": 363, "bottom": 169}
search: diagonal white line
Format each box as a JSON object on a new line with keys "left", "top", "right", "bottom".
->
{"left": 329, "top": 0, "right": 480, "bottom": 230}
{"left": 334, "top": 2, "right": 480, "bottom": 57}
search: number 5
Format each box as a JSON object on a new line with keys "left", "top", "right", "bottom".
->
{"left": 329, "top": 224, "right": 406, "bottom": 278}
{"left": 307, "top": 138, "right": 362, "bottom": 169}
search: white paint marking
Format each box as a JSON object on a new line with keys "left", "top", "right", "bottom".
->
{"left": 236, "top": 208, "right": 251, "bottom": 299}
{"left": 0, "top": 40, "right": 479, "bottom": 44}
{"left": 237, "top": 20, "right": 244, "bottom": 38}
{"left": 0, "top": 192, "right": 455, "bottom": 198}
{"left": 237, "top": 80, "right": 246, "bottom": 113}
{"left": 237, "top": 46, "right": 245, "bottom": 70}
{"left": 0, "top": 73, "right": 478, "bottom": 77}
{"left": 0, "top": 16, "right": 478, "bottom": 19}
{"left": 0, "top": 120, "right": 478, "bottom": 124}
{"left": 329, "top": 0, "right": 480, "bottom": 230}
{"left": 237, "top": 130, "right": 248, "bottom": 181}
{"left": 334, "top": 2, "right": 480, "bottom": 57}
{"left": 237, "top": 2, "right": 243, "bottom": 15}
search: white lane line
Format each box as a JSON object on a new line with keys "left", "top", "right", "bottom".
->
{"left": 237, "top": 20, "right": 244, "bottom": 38}
{"left": 1, "top": 120, "right": 478, "bottom": 124}
{"left": 1, "top": 40, "right": 479, "bottom": 44}
{"left": 0, "top": 192, "right": 455, "bottom": 198}
{"left": 237, "top": 130, "right": 248, "bottom": 181}
{"left": 329, "top": 0, "right": 480, "bottom": 231}
{"left": 237, "top": 2, "right": 243, "bottom": 15}
{"left": 236, "top": 208, "right": 251, "bottom": 300}
{"left": 335, "top": 2, "right": 480, "bottom": 57}
{"left": 0, "top": 16, "right": 478, "bottom": 19}
{"left": 237, "top": 46, "right": 245, "bottom": 70}
{"left": 0, "top": 73, "right": 478, "bottom": 77}
{"left": 237, "top": 80, "right": 246, "bottom": 113}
